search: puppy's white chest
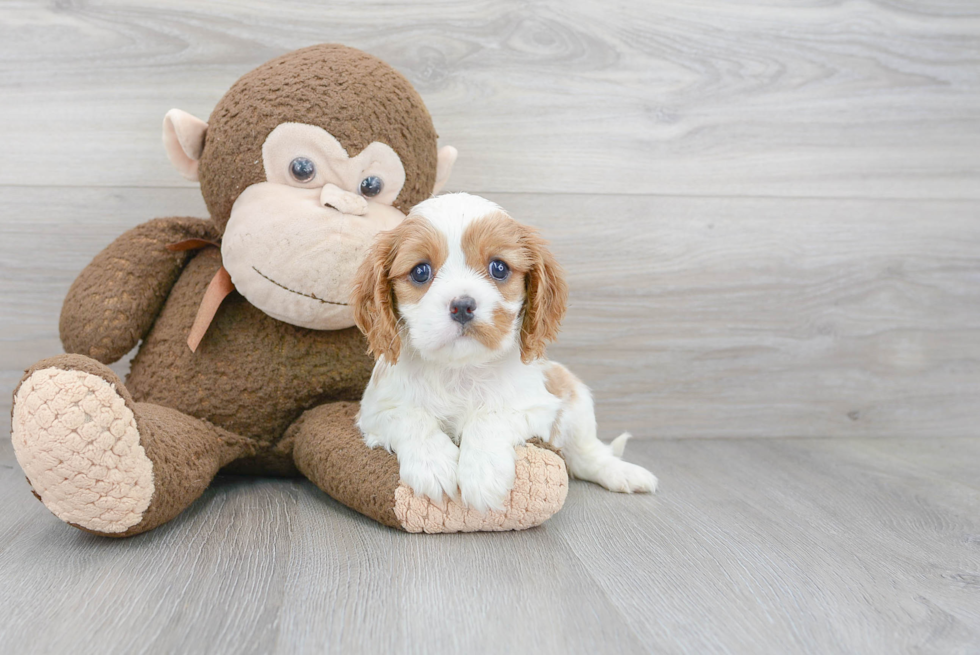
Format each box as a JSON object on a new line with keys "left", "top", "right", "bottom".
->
{"left": 417, "top": 363, "right": 560, "bottom": 443}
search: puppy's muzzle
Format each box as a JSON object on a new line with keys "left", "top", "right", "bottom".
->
{"left": 449, "top": 296, "right": 477, "bottom": 325}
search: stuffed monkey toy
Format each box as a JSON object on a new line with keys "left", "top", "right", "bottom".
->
{"left": 10, "top": 44, "right": 567, "bottom": 536}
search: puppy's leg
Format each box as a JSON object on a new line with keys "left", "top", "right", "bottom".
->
{"left": 457, "top": 410, "right": 525, "bottom": 513}
{"left": 555, "top": 379, "right": 658, "bottom": 494}
{"left": 358, "top": 405, "right": 459, "bottom": 504}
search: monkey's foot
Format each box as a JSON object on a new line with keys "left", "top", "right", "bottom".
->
{"left": 393, "top": 444, "right": 568, "bottom": 533}
{"left": 11, "top": 366, "right": 154, "bottom": 534}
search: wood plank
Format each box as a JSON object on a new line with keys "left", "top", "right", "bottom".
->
{"left": 0, "top": 459, "right": 648, "bottom": 654}
{"left": 0, "top": 472, "right": 294, "bottom": 654}
{"left": 1, "top": 438, "right": 977, "bottom": 654}
{"left": 2, "top": 186, "right": 978, "bottom": 439}
{"left": 271, "top": 484, "right": 648, "bottom": 654}
{"left": 2, "top": 2, "right": 978, "bottom": 654}
{"left": 0, "top": 0, "right": 977, "bottom": 198}
{"left": 554, "top": 437, "right": 980, "bottom": 654}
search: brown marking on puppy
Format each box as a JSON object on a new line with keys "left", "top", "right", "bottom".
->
{"left": 491, "top": 267, "right": 526, "bottom": 304}
{"left": 350, "top": 229, "right": 402, "bottom": 363}
{"left": 390, "top": 218, "right": 449, "bottom": 279}
{"left": 350, "top": 218, "right": 449, "bottom": 363}
{"left": 544, "top": 362, "right": 579, "bottom": 401}
{"left": 390, "top": 218, "right": 449, "bottom": 308}
{"left": 544, "top": 362, "right": 579, "bottom": 444}
{"left": 462, "top": 212, "right": 534, "bottom": 278}
{"left": 461, "top": 212, "right": 568, "bottom": 363}
{"left": 520, "top": 231, "right": 567, "bottom": 363}
{"left": 467, "top": 306, "right": 517, "bottom": 351}
{"left": 548, "top": 415, "right": 562, "bottom": 444}
{"left": 391, "top": 278, "right": 425, "bottom": 308}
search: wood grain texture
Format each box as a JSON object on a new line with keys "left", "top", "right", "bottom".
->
{"left": 1, "top": 438, "right": 978, "bottom": 654}
{"left": 0, "top": 0, "right": 978, "bottom": 198}
{"left": 2, "top": 187, "right": 977, "bottom": 439}
{"left": 1, "top": 1, "right": 979, "bottom": 653}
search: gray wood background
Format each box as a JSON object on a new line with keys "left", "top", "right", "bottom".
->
{"left": 0, "top": 1, "right": 977, "bottom": 654}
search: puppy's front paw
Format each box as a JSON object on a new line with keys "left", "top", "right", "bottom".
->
{"left": 398, "top": 435, "right": 460, "bottom": 504}
{"left": 595, "top": 460, "right": 658, "bottom": 494}
{"left": 457, "top": 447, "right": 517, "bottom": 513}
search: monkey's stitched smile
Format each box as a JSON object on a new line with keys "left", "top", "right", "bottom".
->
{"left": 252, "top": 266, "right": 348, "bottom": 306}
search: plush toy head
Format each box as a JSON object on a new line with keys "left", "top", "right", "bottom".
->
{"left": 162, "top": 44, "right": 457, "bottom": 330}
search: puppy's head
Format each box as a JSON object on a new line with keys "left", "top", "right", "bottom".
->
{"left": 351, "top": 193, "right": 567, "bottom": 366}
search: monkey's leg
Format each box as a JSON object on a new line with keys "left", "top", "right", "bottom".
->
{"left": 286, "top": 402, "right": 570, "bottom": 533}
{"left": 11, "top": 354, "right": 254, "bottom": 537}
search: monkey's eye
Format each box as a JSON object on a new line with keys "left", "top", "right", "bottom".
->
{"left": 289, "top": 157, "right": 316, "bottom": 182}
{"left": 359, "top": 175, "right": 384, "bottom": 197}
{"left": 410, "top": 262, "right": 432, "bottom": 285}
{"left": 489, "top": 259, "right": 510, "bottom": 281}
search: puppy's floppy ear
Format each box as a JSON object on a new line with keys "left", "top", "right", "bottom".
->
{"left": 519, "top": 227, "right": 568, "bottom": 363}
{"left": 350, "top": 230, "right": 402, "bottom": 363}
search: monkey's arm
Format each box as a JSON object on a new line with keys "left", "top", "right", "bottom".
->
{"left": 60, "top": 216, "right": 220, "bottom": 364}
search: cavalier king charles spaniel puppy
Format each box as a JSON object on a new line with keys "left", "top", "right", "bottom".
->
{"left": 351, "top": 193, "right": 657, "bottom": 512}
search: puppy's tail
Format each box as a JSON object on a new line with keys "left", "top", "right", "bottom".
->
{"left": 610, "top": 432, "right": 632, "bottom": 458}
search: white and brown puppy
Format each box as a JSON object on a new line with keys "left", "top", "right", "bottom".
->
{"left": 351, "top": 193, "right": 657, "bottom": 512}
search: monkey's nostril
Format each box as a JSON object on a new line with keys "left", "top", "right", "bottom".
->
{"left": 323, "top": 202, "right": 338, "bottom": 211}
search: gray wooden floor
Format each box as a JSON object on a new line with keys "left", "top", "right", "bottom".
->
{"left": 1, "top": 1, "right": 979, "bottom": 654}
{"left": 2, "top": 436, "right": 979, "bottom": 654}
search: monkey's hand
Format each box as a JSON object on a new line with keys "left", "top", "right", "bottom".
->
{"left": 60, "top": 216, "right": 219, "bottom": 364}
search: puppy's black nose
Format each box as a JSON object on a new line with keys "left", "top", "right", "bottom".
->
{"left": 450, "top": 296, "right": 477, "bottom": 324}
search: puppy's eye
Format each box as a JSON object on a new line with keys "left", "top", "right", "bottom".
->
{"left": 489, "top": 259, "right": 510, "bottom": 281}
{"left": 289, "top": 157, "right": 316, "bottom": 182}
{"left": 359, "top": 175, "right": 384, "bottom": 197}
{"left": 410, "top": 262, "right": 432, "bottom": 284}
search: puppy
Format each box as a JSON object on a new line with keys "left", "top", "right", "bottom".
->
{"left": 351, "top": 193, "right": 657, "bottom": 512}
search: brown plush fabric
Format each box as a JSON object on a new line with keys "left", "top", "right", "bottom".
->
{"left": 288, "top": 401, "right": 404, "bottom": 529}
{"left": 15, "top": 354, "right": 256, "bottom": 538}
{"left": 10, "top": 45, "right": 568, "bottom": 536}
{"left": 46, "top": 45, "right": 435, "bottom": 533}
{"left": 52, "top": 224, "right": 390, "bottom": 530}
{"left": 526, "top": 436, "right": 563, "bottom": 456}
{"left": 289, "top": 404, "right": 571, "bottom": 533}
{"left": 199, "top": 44, "right": 438, "bottom": 229}
{"left": 113, "top": 401, "right": 255, "bottom": 537}
{"left": 17, "top": 353, "right": 134, "bottom": 408}
{"left": 60, "top": 218, "right": 219, "bottom": 364}
{"left": 125, "top": 247, "right": 374, "bottom": 448}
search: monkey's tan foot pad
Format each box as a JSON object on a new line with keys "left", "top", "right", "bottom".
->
{"left": 393, "top": 445, "right": 568, "bottom": 533}
{"left": 11, "top": 367, "right": 154, "bottom": 534}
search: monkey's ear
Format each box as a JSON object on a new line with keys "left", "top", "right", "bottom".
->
{"left": 433, "top": 145, "right": 457, "bottom": 195}
{"left": 163, "top": 109, "right": 208, "bottom": 182}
